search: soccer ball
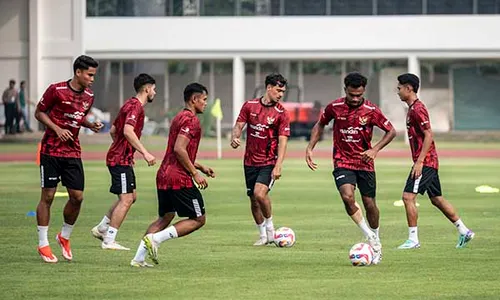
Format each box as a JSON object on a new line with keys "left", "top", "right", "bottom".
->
{"left": 349, "top": 243, "right": 374, "bottom": 266}
{"left": 274, "top": 227, "right": 296, "bottom": 248}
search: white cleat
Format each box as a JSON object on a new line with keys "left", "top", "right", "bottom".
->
{"left": 91, "top": 226, "right": 105, "bottom": 241}
{"left": 253, "top": 236, "right": 268, "bottom": 246}
{"left": 368, "top": 236, "right": 382, "bottom": 265}
{"left": 266, "top": 227, "right": 275, "bottom": 244}
{"left": 101, "top": 241, "right": 130, "bottom": 251}
{"left": 130, "top": 260, "right": 154, "bottom": 268}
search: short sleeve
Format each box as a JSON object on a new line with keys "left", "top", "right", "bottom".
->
{"left": 279, "top": 111, "right": 291, "bottom": 137}
{"left": 178, "top": 116, "right": 198, "bottom": 139}
{"left": 413, "top": 107, "right": 431, "bottom": 131}
{"left": 319, "top": 103, "right": 335, "bottom": 126}
{"left": 236, "top": 102, "right": 249, "bottom": 123}
{"left": 125, "top": 103, "right": 142, "bottom": 127}
{"left": 37, "top": 84, "right": 57, "bottom": 112}
{"left": 372, "top": 107, "right": 394, "bottom": 132}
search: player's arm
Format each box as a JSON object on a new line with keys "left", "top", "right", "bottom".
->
{"left": 231, "top": 103, "right": 248, "bottom": 149}
{"left": 174, "top": 135, "right": 208, "bottom": 189}
{"left": 194, "top": 162, "right": 215, "bottom": 178}
{"left": 35, "top": 85, "right": 73, "bottom": 141}
{"left": 411, "top": 110, "right": 433, "bottom": 178}
{"left": 306, "top": 103, "right": 333, "bottom": 170}
{"left": 82, "top": 117, "right": 103, "bottom": 132}
{"left": 2, "top": 89, "right": 7, "bottom": 104}
{"left": 109, "top": 125, "right": 117, "bottom": 142}
{"left": 272, "top": 135, "right": 288, "bottom": 180}
{"left": 123, "top": 124, "right": 155, "bottom": 166}
{"left": 361, "top": 108, "right": 396, "bottom": 163}
{"left": 370, "top": 127, "right": 396, "bottom": 153}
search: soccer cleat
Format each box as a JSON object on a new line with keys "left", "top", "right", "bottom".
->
{"left": 266, "top": 227, "right": 275, "bottom": 244}
{"left": 397, "top": 239, "right": 421, "bottom": 249}
{"left": 91, "top": 226, "right": 105, "bottom": 241}
{"left": 456, "top": 230, "right": 475, "bottom": 248}
{"left": 101, "top": 241, "right": 130, "bottom": 251}
{"left": 368, "top": 236, "right": 382, "bottom": 264}
{"left": 56, "top": 233, "right": 73, "bottom": 261}
{"left": 143, "top": 234, "right": 159, "bottom": 265}
{"left": 38, "top": 245, "right": 58, "bottom": 263}
{"left": 253, "top": 236, "right": 268, "bottom": 246}
{"left": 130, "top": 259, "right": 154, "bottom": 268}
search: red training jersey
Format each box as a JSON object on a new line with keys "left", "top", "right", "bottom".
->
{"left": 406, "top": 100, "right": 439, "bottom": 169}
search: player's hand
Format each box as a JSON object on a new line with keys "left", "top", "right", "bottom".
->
{"left": 90, "top": 121, "right": 104, "bottom": 133}
{"left": 305, "top": 148, "right": 317, "bottom": 171}
{"left": 230, "top": 137, "right": 241, "bottom": 149}
{"left": 143, "top": 152, "right": 156, "bottom": 166}
{"left": 272, "top": 165, "right": 282, "bottom": 180}
{"left": 361, "top": 149, "right": 378, "bottom": 163}
{"left": 411, "top": 161, "right": 423, "bottom": 179}
{"left": 193, "top": 172, "right": 208, "bottom": 189}
{"left": 55, "top": 128, "right": 74, "bottom": 142}
{"left": 200, "top": 166, "right": 216, "bottom": 178}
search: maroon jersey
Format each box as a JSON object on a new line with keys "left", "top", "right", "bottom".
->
{"left": 156, "top": 109, "right": 202, "bottom": 190}
{"left": 237, "top": 98, "right": 290, "bottom": 167}
{"left": 406, "top": 100, "right": 439, "bottom": 169}
{"left": 319, "top": 98, "right": 393, "bottom": 172}
{"left": 37, "top": 81, "right": 94, "bottom": 158}
{"left": 106, "top": 97, "right": 145, "bottom": 166}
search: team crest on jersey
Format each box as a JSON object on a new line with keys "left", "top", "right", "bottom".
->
{"left": 82, "top": 101, "right": 89, "bottom": 110}
{"left": 267, "top": 117, "right": 275, "bottom": 125}
{"left": 359, "top": 116, "right": 368, "bottom": 126}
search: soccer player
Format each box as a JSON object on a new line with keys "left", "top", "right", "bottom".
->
{"left": 305, "top": 72, "right": 396, "bottom": 264}
{"left": 396, "top": 73, "right": 475, "bottom": 249}
{"left": 35, "top": 55, "right": 102, "bottom": 263}
{"left": 131, "top": 83, "right": 215, "bottom": 267}
{"left": 91, "top": 73, "right": 157, "bottom": 250}
{"left": 230, "top": 73, "right": 291, "bottom": 246}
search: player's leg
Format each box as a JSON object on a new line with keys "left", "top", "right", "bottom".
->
{"left": 244, "top": 166, "right": 266, "bottom": 245}
{"left": 358, "top": 171, "right": 379, "bottom": 237}
{"left": 143, "top": 188, "right": 206, "bottom": 264}
{"left": 36, "top": 154, "right": 61, "bottom": 263}
{"left": 91, "top": 199, "right": 119, "bottom": 240}
{"left": 427, "top": 173, "right": 474, "bottom": 248}
{"left": 253, "top": 165, "right": 276, "bottom": 244}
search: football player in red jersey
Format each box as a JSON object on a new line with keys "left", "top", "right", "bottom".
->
{"left": 34, "top": 55, "right": 102, "bottom": 263}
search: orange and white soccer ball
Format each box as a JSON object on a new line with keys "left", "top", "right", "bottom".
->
{"left": 274, "top": 227, "right": 296, "bottom": 248}
{"left": 349, "top": 242, "right": 374, "bottom": 266}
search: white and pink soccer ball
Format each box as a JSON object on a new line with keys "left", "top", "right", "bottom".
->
{"left": 349, "top": 242, "right": 374, "bottom": 266}
{"left": 274, "top": 227, "right": 296, "bottom": 248}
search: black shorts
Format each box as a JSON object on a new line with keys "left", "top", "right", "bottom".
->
{"left": 404, "top": 166, "right": 442, "bottom": 197}
{"left": 108, "top": 165, "right": 136, "bottom": 195}
{"left": 244, "top": 165, "right": 275, "bottom": 196}
{"left": 157, "top": 187, "right": 205, "bottom": 218}
{"left": 332, "top": 167, "right": 376, "bottom": 198}
{"left": 40, "top": 154, "right": 84, "bottom": 191}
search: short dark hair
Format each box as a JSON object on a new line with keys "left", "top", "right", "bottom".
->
{"left": 20, "top": 80, "right": 26, "bottom": 85}
{"left": 133, "top": 73, "right": 156, "bottom": 92}
{"left": 265, "top": 73, "right": 287, "bottom": 88}
{"left": 397, "top": 73, "right": 420, "bottom": 93}
{"left": 344, "top": 72, "right": 367, "bottom": 88}
{"left": 9, "top": 79, "right": 15, "bottom": 85}
{"left": 73, "top": 55, "right": 99, "bottom": 74}
{"left": 184, "top": 83, "right": 208, "bottom": 102}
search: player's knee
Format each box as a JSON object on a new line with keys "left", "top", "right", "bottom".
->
{"left": 194, "top": 215, "right": 206, "bottom": 227}
{"left": 429, "top": 196, "right": 443, "bottom": 207}
{"left": 253, "top": 191, "right": 266, "bottom": 203}
{"left": 41, "top": 190, "right": 56, "bottom": 204}
{"left": 69, "top": 193, "right": 84, "bottom": 204}
{"left": 402, "top": 193, "right": 415, "bottom": 204}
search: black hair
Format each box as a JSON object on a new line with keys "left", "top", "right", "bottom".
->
{"left": 133, "top": 73, "right": 156, "bottom": 92}
{"left": 184, "top": 83, "right": 208, "bottom": 102}
{"left": 344, "top": 72, "right": 368, "bottom": 88}
{"left": 20, "top": 80, "right": 26, "bottom": 85}
{"left": 265, "top": 73, "right": 287, "bottom": 88}
{"left": 9, "top": 79, "right": 15, "bottom": 85}
{"left": 397, "top": 73, "right": 420, "bottom": 93}
{"left": 73, "top": 55, "right": 99, "bottom": 74}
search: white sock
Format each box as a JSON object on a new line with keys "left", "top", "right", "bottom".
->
{"left": 104, "top": 226, "right": 118, "bottom": 244}
{"left": 357, "top": 218, "right": 376, "bottom": 239}
{"left": 409, "top": 226, "right": 419, "bottom": 242}
{"left": 152, "top": 226, "right": 178, "bottom": 244}
{"left": 97, "top": 215, "right": 110, "bottom": 233}
{"left": 453, "top": 219, "right": 469, "bottom": 235}
{"left": 371, "top": 227, "right": 380, "bottom": 240}
{"left": 61, "top": 222, "right": 74, "bottom": 240}
{"left": 265, "top": 216, "right": 274, "bottom": 230}
{"left": 38, "top": 226, "right": 49, "bottom": 247}
{"left": 133, "top": 240, "right": 148, "bottom": 262}
{"left": 257, "top": 221, "right": 266, "bottom": 238}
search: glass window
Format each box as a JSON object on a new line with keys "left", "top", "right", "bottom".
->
{"left": 378, "top": 0, "right": 422, "bottom": 15}
{"left": 285, "top": 0, "right": 327, "bottom": 15}
{"left": 427, "top": 0, "right": 473, "bottom": 14}
{"left": 331, "top": 0, "right": 373, "bottom": 15}
{"left": 203, "top": 0, "right": 237, "bottom": 16}
{"left": 478, "top": 0, "right": 500, "bottom": 14}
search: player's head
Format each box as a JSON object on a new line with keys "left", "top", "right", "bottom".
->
{"left": 73, "top": 55, "right": 99, "bottom": 88}
{"left": 184, "top": 83, "right": 208, "bottom": 114}
{"left": 134, "top": 73, "right": 156, "bottom": 103}
{"left": 8, "top": 79, "right": 15, "bottom": 88}
{"left": 344, "top": 72, "right": 367, "bottom": 107}
{"left": 20, "top": 80, "right": 26, "bottom": 89}
{"left": 397, "top": 73, "right": 419, "bottom": 101}
{"left": 265, "top": 73, "right": 287, "bottom": 103}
